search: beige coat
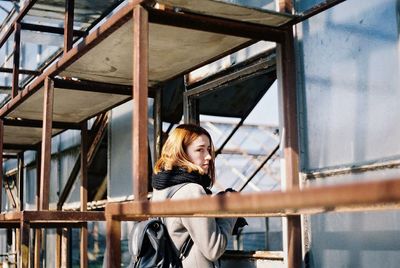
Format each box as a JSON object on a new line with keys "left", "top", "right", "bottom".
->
{"left": 152, "top": 183, "right": 236, "bottom": 268}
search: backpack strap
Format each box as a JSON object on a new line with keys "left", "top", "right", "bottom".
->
{"left": 164, "top": 183, "right": 194, "bottom": 260}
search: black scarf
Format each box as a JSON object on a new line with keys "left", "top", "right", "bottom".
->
{"left": 152, "top": 168, "right": 212, "bottom": 194}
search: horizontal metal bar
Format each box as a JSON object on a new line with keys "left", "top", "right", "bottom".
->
{"left": 22, "top": 211, "right": 105, "bottom": 222}
{"left": 30, "top": 222, "right": 87, "bottom": 228}
{"left": 0, "top": 222, "right": 20, "bottom": 228}
{"left": 53, "top": 78, "right": 132, "bottom": 96}
{"left": 0, "top": 67, "right": 41, "bottom": 76}
{"left": 148, "top": 8, "right": 286, "bottom": 43}
{"left": 2, "top": 153, "right": 18, "bottom": 159}
{"left": 3, "top": 118, "right": 81, "bottom": 129}
{"left": 284, "top": 0, "right": 347, "bottom": 26}
{"left": 0, "top": 211, "right": 20, "bottom": 221}
{"left": 305, "top": 158, "right": 400, "bottom": 180}
{"left": 106, "top": 177, "right": 400, "bottom": 220}
{"left": 20, "top": 22, "right": 86, "bottom": 37}
{"left": 185, "top": 55, "right": 276, "bottom": 98}
{"left": 4, "top": 143, "right": 36, "bottom": 150}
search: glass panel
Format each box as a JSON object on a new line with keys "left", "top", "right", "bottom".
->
{"left": 297, "top": 0, "right": 400, "bottom": 171}
{"left": 310, "top": 210, "right": 400, "bottom": 268}
{"left": 108, "top": 100, "right": 154, "bottom": 200}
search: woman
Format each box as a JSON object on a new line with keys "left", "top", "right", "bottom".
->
{"left": 152, "top": 124, "right": 236, "bottom": 268}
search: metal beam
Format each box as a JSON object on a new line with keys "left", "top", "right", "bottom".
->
{"left": 153, "top": 87, "right": 162, "bottom": 161}
{"left": 132, "top": 5, "right": 149, "bottom": 201}
{"left": 183, "top": 96, "right": 198, "bottom": 125}
{"left": 57, "top": 113, "right": 108, "bottom": 210}
{"left": 56, "top": 228, "right": 62, "bottom": 268}
{"left": 277, "top": 28, "right": 302, "bottom": 268}
{"left": 105, "top": 177, "right": 400, "bottom": 219}
{"left": 12, "top": 22, "right": 21, "bottom": 98}
{"left": 0, "top": 120, "right": 3, "bottom": 212}
{"left": 147, "top": 8, "right": 286, "bottom": 43}
{"left": 106, "top": 217, "right": 121, "bottom": 268}
{"left": 3, "top": 118, "right": 80, "bottom": 129}
{"left": 185, "top": 55, "right": 276, "bottom": 98}
{"left": 20, "top": 211, "right": 104, "bottom": 222}
{"left": 52, "top": 77, "right": 132, "bottom": 96}
{"left": 3, "top": 153, "right": 18, "bottom": 159}
{"left": 278, "top": 0, "right": 294, "bottom": 13}
{"left": 19, "top": 22, "right": 85, "bottom": 38}
{"left": 18, "top": 152, "right": 24, "bottom": 210}
{"left": 0, "top": 67, "right": 41, "bottom": 76}
{"left": 34, "top": 145, "right": 41, "bottom": 268}
{"left": 3, "top": 143, "right": 36, "bottom": 150}
{"left": 20, "top": 221, "right": 30, "bottom": 268}
{"left": 80, "top": 122, "right": 88, "bottom": 268}
{"left": 284, "top": 0, "right": 347, "bottom": 26}
{"left": 39, "top": 77, "right": 54, "bottom": 210}
{"left": 64, "top": 0, "right": 75, "bottom": 54}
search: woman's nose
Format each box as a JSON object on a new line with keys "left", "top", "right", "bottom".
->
{"left": 205, "top": 153, "right": 212, "bottom": 160}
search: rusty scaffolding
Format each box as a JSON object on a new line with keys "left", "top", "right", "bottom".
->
{"left": 0, "top": 0, "right": 398, "bottom": 267}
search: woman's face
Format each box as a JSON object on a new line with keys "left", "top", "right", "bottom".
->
{"left": 186, "top": 134, "right": 212, "bottom": 173}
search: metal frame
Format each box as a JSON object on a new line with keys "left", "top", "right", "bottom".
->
{"left": 4, "top": 0, "right": 396, "bottom": 268}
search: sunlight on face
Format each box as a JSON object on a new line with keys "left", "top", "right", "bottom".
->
{"left": 186, "top": 134, "right": 212, "bottom": 173}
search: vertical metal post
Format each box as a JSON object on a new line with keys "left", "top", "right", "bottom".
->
{"left": 39, "top": 77, "right": 54, "bottom": 211}
{"left": 18, "top": 152, "right": 24, "bottom": 210}
{"left": 16, "top": 152, "right": 24, "bottom": 265}
{"left": 132, "top": 5, "right": 149, "bottom": 201}
{"left": 20, "top": 221, "right": 30, "bottom": 268}
{"left": 80, "top": 121, "right": 88, "bottom": 268}
{"left": 106, "top": 217, "right": 121, "bottom": 268}
{"left": 34, "top": 77, "right": 54, "bottom": 268}
{"left": 36, "top": 145, "right": 41, "bottom": 210}
{"left": 183, "top": 95, "right": 199, "bottom": 125}
{"left": 0, "top": 119, "right": 3, "bottom": 212}
{"left": 64, "top": 0, "right": 74, "bottom": 54}
{"left": 35, "top": 145, "right": 41, "bottom": 268}
{"left": 12, "top": 22, "right": 21, "bottom": 98}
{"left": 277, "top": 28, "right": 302, "bottom": 268}
{"left": 56, "top": 228, "right": 62, "bottom": 268}
{"left": 61, "top": 228, "right": 70, "bottom": 267}
{"left": 154, "top": 87, "right": 162, "bottom": 161}
{"left": 278, "top": 0, "right": 293, "bottom": 13}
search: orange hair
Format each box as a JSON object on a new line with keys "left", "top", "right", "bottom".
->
{"left": 154, "top": 124, "right": 215, "bottom": 183}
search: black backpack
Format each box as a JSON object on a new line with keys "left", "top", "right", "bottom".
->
{"left": 128, "top": 184, "right": 193, "bottom": 268}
